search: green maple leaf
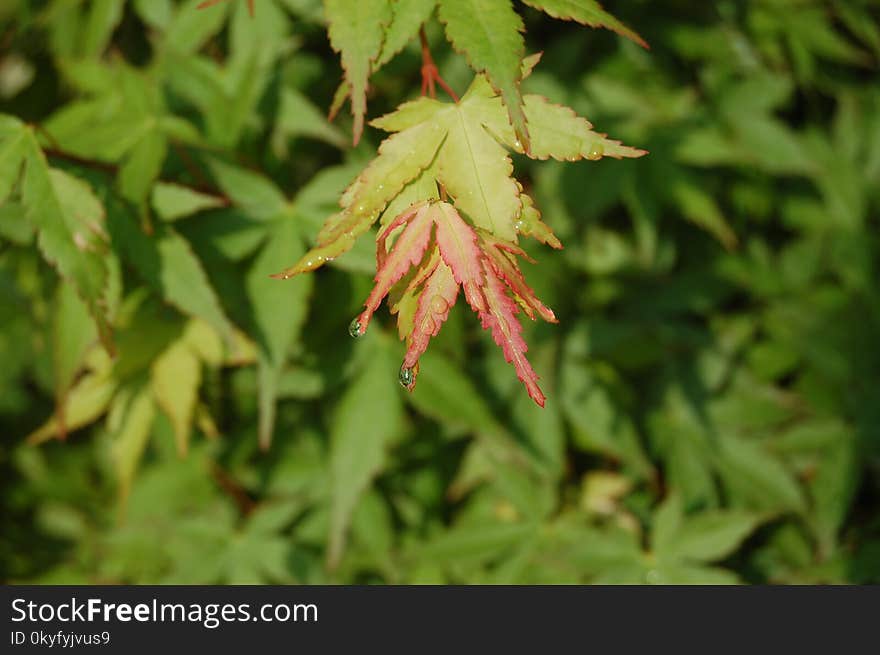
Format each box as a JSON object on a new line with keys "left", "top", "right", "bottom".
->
{"left": 435, "top": 0, "right": 645, "bottom": 153}
{"left": 437, "top": 0, "right": 530, "bottom": 151}
{"left": 375, "top": 0, "right": 439, "bottom": 70}
{"left": 276, "top": 64, "right": 645, "bottom": 278}
{"left": 323, "top": 0, "right": 393, "bottom": 145}
{"left": 519, "top": 0, "right": 647, "bottom": 49}
{"left": 199, "top": 1, "right": 643, "bottom": 154}
{"left": 437, "top": 0, "right": 645, "bottom": 153}
{"left": 0, "top": 118, "right": 115, "bottom": 351}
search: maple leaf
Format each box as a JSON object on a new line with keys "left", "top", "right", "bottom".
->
{"left": 323, "top": 0, "right": 392, "bottom": 145}
{"left": 274, "top": 62, "right": 645, "bottom": 405}
{"left": 479, "top": 233, "right": 556, "bottom": 323}
{"left": 275, "top": 65, "right": 644, "bottom": 279}
{"left": 359, "top": 201, "right": 435, "bottom": 332}
{"left": 402, "top": 255, "right": 458, "bottom": 368}
{"left": 477, "top": 257, "right": 545, "bottom": 406}
{"left": 350, "top": 201, "right": 550, "bottom": 406}
{"left": 519, "top": 0, "right": 647, "bottom": 49}
{"left": 196, "top": 1, "right": 643, "bottom": 155}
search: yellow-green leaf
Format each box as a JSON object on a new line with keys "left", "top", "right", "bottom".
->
{"left": 151, "top": 339, "right": 201, "bottom": 455}
{"left": 324, "top": 0, "right": 392, "bottom": 144}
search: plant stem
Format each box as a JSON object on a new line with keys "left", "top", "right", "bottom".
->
{"left": 419, "top": 27, "right": 459, "bottom": 102}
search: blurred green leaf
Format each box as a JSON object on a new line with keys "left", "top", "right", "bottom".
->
{"left": 327, "top": 342, "right": 403, "bottom": 568}
{"left": 715, "top": 434, "right": 807, "bottom": 514}
{"left": 246, "top": 215, "right": 311, "bottom": 448}
{"left": 107, "top": 205, "right": 236, "bottom": 343}
{"left": 52, "top": 282, "right": 97, "bottom": 414}
{"left": 26, "top": 370, "right": 116, "bottom": 445}
{"left": 22, "top": 142, "right": 114, "bottom": 350}
{"left": 151, "top": 339, "right": 201, "bottom": 456}
{"left": 109, "top": 383, "right": 157, "bottom": 505}
{"left": 151, "top": 183, "right": 226, "bottom": 222}
{"left": 667, "top": 511, "right": 761, "bottom": 562}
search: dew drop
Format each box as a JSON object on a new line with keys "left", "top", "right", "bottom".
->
{"left": 398, "top": 365, "right": 415, "bottom": 388}
{"left": 514, "top": 220, "right": 524, "bottom": 232}
{"left": 587, "top": 143, "right": 604, "bottom": 161}
{"left": 349, "top": 318, "right": 365, "bottom": 339}
{"left": 430, "top": 294, "right": 447, "bottom": 313}
{"left": 513, "top": 139, "right": 522, "bottom": 150}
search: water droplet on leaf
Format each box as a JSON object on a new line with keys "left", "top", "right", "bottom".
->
{"left": 430, "top": 295, "right": 447, "bottom": 313}
{"left": 398, "top": 365, "right": 415, "bottom": 389}
{"left": 348, "top": 318, "right": 365, "bottom": 339}
{"left": 587, "top": 143, "right": 604, "bottom": 160}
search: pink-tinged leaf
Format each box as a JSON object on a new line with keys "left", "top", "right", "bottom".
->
{"left": 481, "top": 235, "right": 556, "bottom": 323}
{"left": 357, "top": 204, "right": 435, "bottom": 331}
{"left": 390, "top": 248, "right": 441, "bottom": 340}
{"left": 403, "top": 246, "right": 442, "bottom": 291}
{"left": 403, "top": 261, "right": 459, "bottom": 369}
{"left": 377, "top": 201, "right": 428, "bottom": 269}
{"left": 433, "top": 202, "right": 486, "bottom": 313}
{"left": 477, "top": 260, "right": 545, "bottom": 407}
{"left": 273, "top": 197, "right": 431, "bottom": 280}
{"left": 487, "top": 233, "right": 535, "bottom": 261}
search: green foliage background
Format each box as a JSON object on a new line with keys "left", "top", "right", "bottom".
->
{"left": 1, "top": 0, "right": 879, "bottom": 584}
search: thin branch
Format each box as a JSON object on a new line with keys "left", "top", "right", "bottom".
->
{"left": 43, "top": 147, "right": 117, "bottom": 175}
{"left": 210, "top": 462, "right": 257, "bottom": 516}
{"left": 41, "top": 144, "right": 230, "bottom": 206}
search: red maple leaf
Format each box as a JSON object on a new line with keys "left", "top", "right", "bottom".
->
{"left": 353, "top": 201, "right": 555, "bottom": 407}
